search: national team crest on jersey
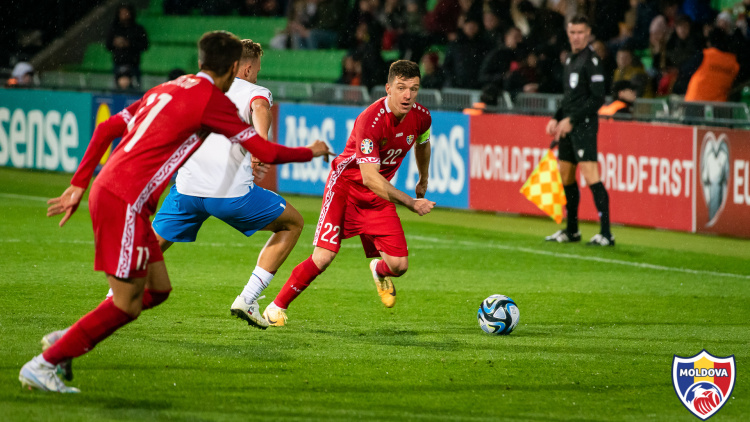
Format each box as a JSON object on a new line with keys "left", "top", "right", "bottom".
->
{"left": 406, "top": 135, "right": 415, "bottom": 145}
{"left": 569, "top": 72, "right": 579, "bottom": 88}
{"left": 672, "top": 350, "right": 735, "bottom": 420}
{"left": 360, "top": 138, "right": 374, "bottom": 154}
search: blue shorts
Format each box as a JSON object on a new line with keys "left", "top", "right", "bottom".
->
{"left": 152, "top": 185, "right": 287, "bottom": 242}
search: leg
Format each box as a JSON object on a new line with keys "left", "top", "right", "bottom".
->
{"left": 579, "top": 161, "right": 613, "bottom": 242}
{"left": 155, "top": 231, "right": 173, "bottom": 253}
{"left": 256, "top": 203, "right": 304, "bottom": 273}
{"left": 547, "top": 133, "right": 582, "bottom": 242}
{"left": 262, "top": 247, "right": 332, "bottom": 326}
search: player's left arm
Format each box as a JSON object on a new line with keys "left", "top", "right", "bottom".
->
{"left": 414, "top": 128, "right": 431, "bottom": 199}
{"left": 361, "top": 163, "right": 435, "bottom": 216}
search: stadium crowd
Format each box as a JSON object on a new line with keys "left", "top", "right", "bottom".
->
{"left": 3, "top": 0, "right": 750, "bottom": 102}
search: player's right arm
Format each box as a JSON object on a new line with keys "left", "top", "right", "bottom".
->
{"left": 360, "top": 163, "right": 435, "bottom": 216}
{"left": 201, "top": 90, "right": 330, "bottom": 163}
{"left": 48, "top": 100, "right": 141, "bottom": 227}
{"left": 249, "top": 96, "right": 273, "bottom": 180}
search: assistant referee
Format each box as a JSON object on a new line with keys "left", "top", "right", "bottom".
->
{"left": 545, "top": 15, "right": 614, "bottom": 246}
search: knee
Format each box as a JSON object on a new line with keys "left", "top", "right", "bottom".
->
{"left": 388, "top": 259, "right": 408, "bottom": 276}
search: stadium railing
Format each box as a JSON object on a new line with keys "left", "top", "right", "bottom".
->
{"left": 509, "top": 93, "right": 563, "bottom": 115}
{"left": 670, "top": 99, "right": 750, "bottom": 128}
{"left": 32, "top": 72, "right": 750, "bottom": 128}
{"left": 311, "top": 83, "right": 370, "bottom": 105}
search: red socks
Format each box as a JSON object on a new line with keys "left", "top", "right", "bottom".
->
{"left": 273, "top": 256, "right": 323, "bottom": 309}
{"left": 42, "top": 299, "right": 134, "bottom": 365}
{"left": 376, "top": 259, "right": 399, "bottom": 278}
{"left": 142, "top": 288, "right": 172, "bottom": 310}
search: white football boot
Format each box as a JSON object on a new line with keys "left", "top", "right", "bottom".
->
{"left": 544, "top": 229, "right": 581, "bottom": 243}
{"left": 41, "top": 329, "right": 73, "bottom": 381}
{"left": 262, "top": 302, "right": 288, "bottom": 327}
{"left": 230, "top": 296, "right": 269, "bottom": 329}
{"left": 587, "top": 233, "right": 615, "bottom": 246}
{"left": 19, "top": 355, "right": 80, "bottom": 393}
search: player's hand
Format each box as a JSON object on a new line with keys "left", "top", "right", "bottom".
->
{"left": 545, "top": 119, "right": 558, "bottom": 136}
{"left": 252, "top": 159, "right": 268, "bottom": 181}
{"left": 415, "top": 178, "right": 428, "bottom": 199}
{"left": 47, "top": 185, "right": 85, "bottom": 227}
{"left": 411, "top": 198, "right": 435, "bottom": 216}
{"left": 307, "top": 140, "right": 335, "bottom": 160}
{"left": 555, "top": 117, "right": 573, "bottom": 140}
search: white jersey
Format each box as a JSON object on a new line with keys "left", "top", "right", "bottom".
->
{"left": 175, "top": 78, "right": 273, "bottom": 198}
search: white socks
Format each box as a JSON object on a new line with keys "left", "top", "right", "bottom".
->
{"left": 241, "top": 266, "right": 274, "bottom": 304}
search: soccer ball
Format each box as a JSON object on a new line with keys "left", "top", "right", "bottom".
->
{"left": 477, "top": 295, "right": 520, "bottom": 335}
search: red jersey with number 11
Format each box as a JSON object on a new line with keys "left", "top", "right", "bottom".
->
{"left": 91, "top": 74, "right": 311, "bottom": 215}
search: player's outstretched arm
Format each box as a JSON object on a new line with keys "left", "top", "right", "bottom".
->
{"left": 47, "top": 185, "right": 85, "bottom": 227}
{"left": 360, "top": 163, "right": 435, "bottom": 216}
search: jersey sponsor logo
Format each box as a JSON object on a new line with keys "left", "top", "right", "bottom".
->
{"left": 396, "top": 132, "right": 403, "bottom": 137}
{"left": 569, "top": 73, "right": 579, "bottom": 88}
{"left": 591, "top": 75, "right": 604, "bottom": 82}
{"left": 357, "top": 156, "right": 380, "bottom": 164}
{"left": 407, "top": 135, "right": 415, "bottom": 145}
{"left": 672, "top": 350, "right": 735, "bottom": 420}
{"left": 361, "top": 138, "right": 374, "bottom": 154}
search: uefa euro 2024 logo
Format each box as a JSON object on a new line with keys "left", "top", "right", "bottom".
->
{"left": 672, "top": 350, "right": 736, "bottom": 420}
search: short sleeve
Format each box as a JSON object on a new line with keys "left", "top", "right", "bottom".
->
{"left": 250, "top": 86, "right": 273, "bottom": 108}
{"left": 354, "top": 117, "right": 383, "bottom": 165}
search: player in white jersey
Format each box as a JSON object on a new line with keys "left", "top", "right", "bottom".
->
{"left": 151, "top": 39, "right": 303, "bottom": 329}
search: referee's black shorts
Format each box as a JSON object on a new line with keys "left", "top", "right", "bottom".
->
{"left": 558, "top": 116, "right": 598, "bottom": 163}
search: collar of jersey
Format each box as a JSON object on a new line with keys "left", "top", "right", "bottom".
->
{"left": 383, "top": 97, "right": 393, "bottom": 115}
{"left": 196, "top": 71, "right": 215, "bottom": 85}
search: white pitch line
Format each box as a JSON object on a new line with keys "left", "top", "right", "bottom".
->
{"left": 407, "top": 235, "right": 750, "bottom": 280}
{"left": 0, "top": 192, "right": 89, "bottom": 208}
{"left": 0, "top": 193, "right": 50, "bottom": 202}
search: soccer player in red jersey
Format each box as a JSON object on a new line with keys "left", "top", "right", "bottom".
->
{"left": 262, "top": 60, "right": 435, "bottom": 326}
{"left": 19, "top": 31, "right": 331, "bottom": 393}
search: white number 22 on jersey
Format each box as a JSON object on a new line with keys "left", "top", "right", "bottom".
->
{"left": 124, "top": 93, "right": 173, "bottom": 152}
{"left": 383, "top": 148, "right": 402, "bottom": 165}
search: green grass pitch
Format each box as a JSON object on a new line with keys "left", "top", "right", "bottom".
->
{"left": 0, "top": 167, "right": 748, "bottom": 421}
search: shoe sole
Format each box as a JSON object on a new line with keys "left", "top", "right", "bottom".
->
{"left": 41, "top": 335, "right": 74, "bottom": 381}
{"left": 19, "top": 370, "right": 80, "bottom": 393}
{"left": 230, "top": 308, "right": 268, "bottom": 329}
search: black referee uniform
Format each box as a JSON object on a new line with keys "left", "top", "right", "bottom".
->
{"left": 552, "top": 43, "right": 614, "bottom": 245}
{"left": 554, "top": 44, "right": 605, "bottom": 163}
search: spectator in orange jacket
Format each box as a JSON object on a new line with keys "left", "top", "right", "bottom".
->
{"left": 676, "top": 28, "right": 740, "bottom": 102}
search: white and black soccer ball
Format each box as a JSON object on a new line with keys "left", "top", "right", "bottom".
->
{"left": 477, "top": 295, "right": 520, "bottom": 335}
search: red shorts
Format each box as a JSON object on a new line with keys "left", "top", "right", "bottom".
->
{"left": 89, "top": 184, "right": 164, "bottom": 279}
{"left": 313, "top": 186, "right": 408, "bottom": 258}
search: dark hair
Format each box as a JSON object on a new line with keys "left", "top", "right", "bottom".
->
{"left": 388, "top": 60, "right": 420, "bottom": 83}
{"left": 240, "top": 39, "right": 263, "bottom": 62}
{"left": 198, "top": 31, "right": 243, "bottom": 76}
{"left": 568, "top": 15, "right": 590, "bottom": 27}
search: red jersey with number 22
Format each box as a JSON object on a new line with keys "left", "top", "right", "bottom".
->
{"left": 329, "top": 97, "right": 431, "bottom": 203}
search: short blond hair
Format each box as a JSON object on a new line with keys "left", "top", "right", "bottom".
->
{"left": 240, "top": 39, "right": 263, "bottom": 62}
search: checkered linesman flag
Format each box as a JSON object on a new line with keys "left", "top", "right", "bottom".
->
{"left": 519, "top": 149, "right": 566, "bottom": 224}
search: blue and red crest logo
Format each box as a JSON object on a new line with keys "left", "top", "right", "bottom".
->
{"left": 672, "top": 350, "right": 735, "bottom": 420}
